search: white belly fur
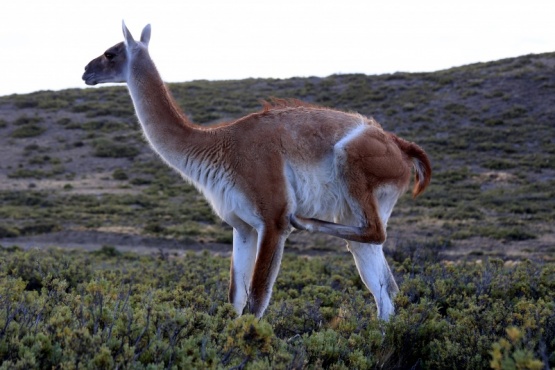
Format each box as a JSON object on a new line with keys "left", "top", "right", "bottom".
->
{"left": 285, "top": 157, "right": 351, "bottom": 222}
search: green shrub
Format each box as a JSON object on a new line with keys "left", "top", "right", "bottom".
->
{"left": 7, "top": 169, "right": 47, "bottom": 179}
{"left": 7, "top": 165, "right": 65, "bottom": 179}
{"left": 0, "top": 225, "right": 20, "bottom": 238}
{"left": 0, "top": 248, "right": 552, "bottom": 369}
{"left": 13, "top": 116, "right": 41, "bottom": 126}
{"left": 483, "top": 159, "right": 517, "bottom": 170}
{"left": 83, "top": 120, "right": 127, "bottom": 132}
{"left": 37, "top": 98, "right": 69, "bottom": 110}
{"left": 490, "top": 327, "right": 544, "bottom": 370}
{"left": 92, "top": 245, "right": 122, "bottom": 257}
{"left": 112, "top": 168, "right": 129, "bottom": 180}
{"left": 91, "top": 138, "right": 140, "bottom": 158}
{"left": 11, "top": 124, "right": 46, "bottom": 138}
{"left": 144, "top": 222, "right": 165, "bottom": 234}
{"left": 23, "top": 143, "right": 42, "bottom": 153}
{"left": 129, "top": 177, "right": 151, "bottom": 185}
{"left": 453, "top": 226, "right": 537, "bottom": 241}
{"left": 56, "top": 117, "right": 72, "bottom": 126}
{"left": 19, "top": 222, "right": 61, "bottom": 235}
{"left": 28, "top": 155, "right": 60, "bottom": 165}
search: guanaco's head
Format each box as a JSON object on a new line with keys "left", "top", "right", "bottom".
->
{"left": 82, "top": 21, "right": 151, "bottom": 86}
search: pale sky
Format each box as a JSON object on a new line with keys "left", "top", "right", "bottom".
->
{"left": 1, "top": 0, "right": 554, "bottom": 97}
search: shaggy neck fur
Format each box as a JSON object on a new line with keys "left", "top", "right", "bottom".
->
{"left": 126, "top": 49, "right": 220, "bottom": 188}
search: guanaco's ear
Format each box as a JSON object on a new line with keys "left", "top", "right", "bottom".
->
{"left": 140, "top": 24, "right": 151, "bottom": 47}
{"left": 122, "top": 20, "right": 136, "bottom": 47}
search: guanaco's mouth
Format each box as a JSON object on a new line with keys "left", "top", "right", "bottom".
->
{"left": 82, "top": 72, "right": 98, "bottom": 86}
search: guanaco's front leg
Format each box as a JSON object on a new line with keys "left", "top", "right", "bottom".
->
{"left": 247, "top": 225, "right": 289, "bottom": 318}
{"left": 229, "top": 226, "right": 258, "bottom": 315}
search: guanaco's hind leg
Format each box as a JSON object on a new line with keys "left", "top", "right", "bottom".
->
{"left": 291, "top": 191, "right": 399, "bottom": 320}
{"left": 348, "top": 241, "right": 399, "bottom": 320}
{"left": 290, "top": 196, "right": 385, "bottom": 244}
{"left": 344, "top": 186, "right": 402, "bottom": 321}
{"left": 229, "top": 226, "right": 258, "bottom": 315}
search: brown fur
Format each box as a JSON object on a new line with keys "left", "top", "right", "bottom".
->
{"left": 82, "top": 23, "right": 432, "bottom": 321}
{"left": 387, "top": 133, "right": 432, "bottom": 197}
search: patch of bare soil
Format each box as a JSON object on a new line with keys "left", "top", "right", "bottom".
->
{"left": 0, "top": 230, "right": 232, "bottom": 257}
{"left": 3, "top": 227, "right": 551, "bottom": 263}
{"left": 440, "top": 237, "right": 555, "bottom": 262}
{"left": 0, "top": 230, "right": 351, "bottom": 258}
{"left": 0, "top": 173, "right": 142, "bottom": 195}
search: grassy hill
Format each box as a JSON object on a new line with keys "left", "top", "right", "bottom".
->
{"left": 0, "top": 53, "right": 554, "bottom": 369}
{"left": 0, "top": 52, "right": 554, "bottom": 261}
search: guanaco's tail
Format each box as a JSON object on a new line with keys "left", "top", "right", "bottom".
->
{"left": 388, "top": 133, "right": 432, "bottom": 198}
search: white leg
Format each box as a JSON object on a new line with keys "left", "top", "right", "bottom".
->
{"left": 342, "top": 186, "right": 401, "bottom": 320}
{"left": 348, "top": 241, "right": 399, "bottom": 321}
{"left": 229, "top": 226, "right": 258, "bottom": 315}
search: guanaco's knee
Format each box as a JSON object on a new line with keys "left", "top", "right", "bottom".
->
{"left": 358, "top": 215, "right": 386, "bottom": 244}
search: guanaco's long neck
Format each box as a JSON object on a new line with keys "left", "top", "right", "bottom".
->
{"left": 126, "top": 51, "right": 212, "bottom": 180}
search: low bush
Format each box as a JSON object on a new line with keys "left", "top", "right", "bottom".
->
{"left": 91, "top": 138, "right": 140, "bottom": 158}
{"left": 11, "top": 124, "right": 46, "bottom": 138}
{"left": 0, "top": 247, "right": 552, "bottom": 369}
{"left": 7, "top": 169, "right": 49, "bottom": 179}
{"left": 0, "top": 225, "right": 20, "bottom": 238}
{"left": 13, "top": 116, "right": 42, "bottom": 126}
{"left": 7, "top": 165, "right": 65, "bottom": 179}
{"left": 112, "top": 168, "right": 129, "bottom": 180}
{"left": 18, "top": 222, "right": 62, "bottom": 236}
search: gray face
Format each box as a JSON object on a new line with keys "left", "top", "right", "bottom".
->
{"left": 82, "top": 42, "right": 128, "bottom": 85}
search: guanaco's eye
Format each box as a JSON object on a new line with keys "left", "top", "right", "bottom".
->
{"left": 104, "top": 52, "right": 115, "bottom": 60}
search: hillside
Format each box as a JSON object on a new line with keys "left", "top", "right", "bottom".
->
{"left": 0, "top": 52, "right": 554, "bottom": 261}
